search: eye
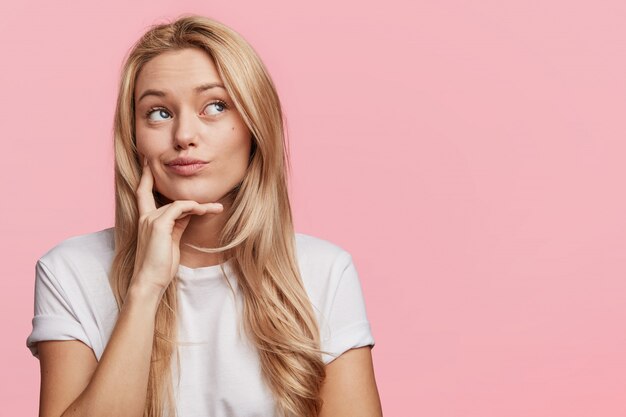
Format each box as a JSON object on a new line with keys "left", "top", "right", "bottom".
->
{"left": 203, "top": 100, "right": 228, "bottom": 116}
{"left": 145, "top": 107, "right": 171, "bottom": 122}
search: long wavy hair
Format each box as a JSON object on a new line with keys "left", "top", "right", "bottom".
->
{"left": 109, "top": 14, "right": 327, "bottom": 417}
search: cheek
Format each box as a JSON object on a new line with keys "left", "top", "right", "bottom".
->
{"left": 134, "top": 119, "right": 148, "bottom": 155}
{"left": 135, "top": 139, "right": 147, "bottom": 156}
{"left": 228, "top": 137, "right": 252, "bottom": 169}
{"left": 134, "top": 126, "right": 164, "bottom": 157}
{"left": 230, "top": 126, "right": 252, "bottom": 158}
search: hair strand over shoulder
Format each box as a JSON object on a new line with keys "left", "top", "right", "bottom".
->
{"left": 110, "top": 13, "right": 329, "bottom": 417}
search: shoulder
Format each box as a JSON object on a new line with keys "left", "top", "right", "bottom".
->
{"left": 293, "top": 232, "right": 375, "bottom": 364}
{"left": 38, "top": 227, "right": 116, "bottom": 272}
{"left": 294, "top": 232, "right": 354, "bottom": 273}
{"left": 293, "top": 232, "right": 356, "bottom": 302}
{"left": 36, "top": 227, "right": 116, "bottom": 293}
{"left": 29, "top": 227, "right": 118, "bottom": 360}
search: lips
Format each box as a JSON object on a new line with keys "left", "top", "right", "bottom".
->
{"left": 165, "top": 157, "right": 208, "bottom": 166}
{"left": 164, "top": 157, "right": 209, "bottom": 176}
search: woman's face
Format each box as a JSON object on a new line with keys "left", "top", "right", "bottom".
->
{"left": 134, "top": 47, "right": 252, "bottom": 205}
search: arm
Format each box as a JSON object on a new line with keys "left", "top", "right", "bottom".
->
{"left": 319, "top": 346, "right": 383, "bottom": 417}
{"left": 38, "top": 282, "right": 162, "bottom": 417}
{"left": 35, "top": 160, "right": 221, "bottom": 417}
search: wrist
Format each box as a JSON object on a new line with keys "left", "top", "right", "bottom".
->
{"left": 126, "top": 279, "right": 165, "bottom": 309}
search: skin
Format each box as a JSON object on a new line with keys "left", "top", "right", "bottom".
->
{"left": 37, "top": 47, "right": 383, "bottom": 417}
{"left": 319, "top": 346, "right": 383, "bottom": 417}
{"left": 134, "top": 47, "right": 252, "bottom": 268}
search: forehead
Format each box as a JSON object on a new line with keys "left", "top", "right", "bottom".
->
{"left": 135, "top": 48, "right": 222, "bottom": 95}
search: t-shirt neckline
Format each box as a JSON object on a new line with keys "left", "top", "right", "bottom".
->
{"left": 177, "top": 257, "right": 235, "bottom": 280}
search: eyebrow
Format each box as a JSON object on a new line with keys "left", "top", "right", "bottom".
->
{"left": 137, "top": 82, "right": 226, "bottom": 103}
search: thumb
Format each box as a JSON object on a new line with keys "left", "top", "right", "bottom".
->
{"left": 171, "top": 214, "right": 192, "bottom": 246}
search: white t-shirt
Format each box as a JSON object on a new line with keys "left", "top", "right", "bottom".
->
{"left": 26, "top": 227, "right": 375, "bottom": 417}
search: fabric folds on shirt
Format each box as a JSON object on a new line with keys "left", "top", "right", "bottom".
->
{"left": 26, "top": 227, "right": 376, "bottom": 417}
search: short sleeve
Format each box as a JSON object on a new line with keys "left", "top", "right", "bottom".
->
{"left": 321, "top": 253, "right": 375, "bottom": 364}
{"left": 26, "top": 260, "right": 92, "bottom": 359}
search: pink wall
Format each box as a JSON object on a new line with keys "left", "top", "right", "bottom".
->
{"left": 2, "top": 1, "right": 626, "bottom": 416}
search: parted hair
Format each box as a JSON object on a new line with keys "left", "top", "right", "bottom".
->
{"left": 109, "top": 14, "right": 327, "bottom": 417}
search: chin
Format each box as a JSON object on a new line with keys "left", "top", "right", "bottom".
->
{"left": 156, "top": 189, "right": 234, "bottom": 205}
{"left": 155, "top": 177, "right": 242, "bottom": 205}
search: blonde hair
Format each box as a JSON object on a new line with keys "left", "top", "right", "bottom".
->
{"left": 110, "top": 14, "right": 327, "bottom": 417}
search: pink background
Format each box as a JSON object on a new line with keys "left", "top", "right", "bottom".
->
{"left": 2, "top": 1, "right": 625, "bottom": 416}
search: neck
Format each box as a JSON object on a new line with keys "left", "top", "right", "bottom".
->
{"left": 178, "top": 196, "right": 234, "bottom": 268}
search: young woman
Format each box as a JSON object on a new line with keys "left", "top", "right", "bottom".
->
{"left": 26, "top": 14, "right": 382, "bottom": 417}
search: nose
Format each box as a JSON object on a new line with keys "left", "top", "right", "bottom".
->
{"left": 172, "top": 107, "right": 200, "bottom": 150}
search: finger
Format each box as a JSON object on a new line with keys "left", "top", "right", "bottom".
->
{"left": 171, "top": 215, "right": 192, "bottom": 245}
{"left": 154, "top": 201, "right": 223, "bottom": 228}
{"left": 153, "top": 200, "right": 222, "bottom": 217}
{"left": 136, "top": 157, "right": 157, "bottom": 216}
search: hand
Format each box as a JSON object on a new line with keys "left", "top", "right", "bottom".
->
{"left": 130, "top": 156, "right": 224, "bottom": 295}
